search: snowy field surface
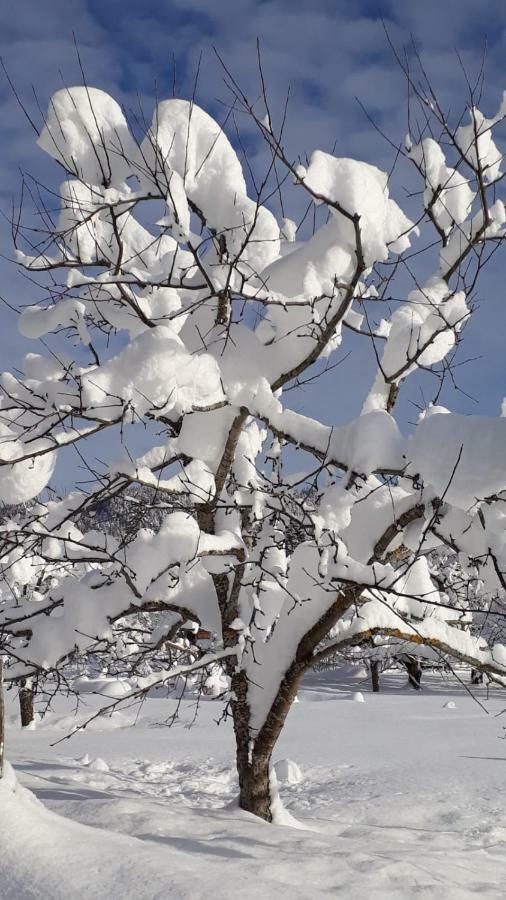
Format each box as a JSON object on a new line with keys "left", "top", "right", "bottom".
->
{"left": 3, "top": 671, "right": 506, "bottom": 899}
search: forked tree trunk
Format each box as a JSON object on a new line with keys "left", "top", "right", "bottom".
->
{"left": 19, "top": 680, "right": 34, "bottom": 728}
{"left": 232, "top": 660, "right": 304, "bottom": 821}
{"left": 230, "top": 670, "right": 276, "bottom": 822}
{"left": 0, "top": 658, "right": 5, "bottom": 779}
{"left": 371, "top": 660, "right": 380, "bottom": 693}
{"left": 232, "top": 585, "right": 363, "bottom": 821}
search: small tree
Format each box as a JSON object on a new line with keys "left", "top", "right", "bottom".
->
{"left": 2, "top": 57, "right": 506, "bottom": 822}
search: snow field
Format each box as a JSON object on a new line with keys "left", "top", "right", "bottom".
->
{"left": 3, "top": 672, "right": 506, "bottom": 899}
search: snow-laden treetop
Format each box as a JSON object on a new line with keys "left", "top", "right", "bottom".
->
{"left": 2, "top": 80, "right": 506, "bottom": 751}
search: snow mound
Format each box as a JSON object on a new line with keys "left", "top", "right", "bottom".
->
{"left": 88, "top": 757, "right": 110, "bottom": 773}
{"left": 73, "top": 677, "right": 134, "bottom": 698}
{"left": 350, "top": 691, "right": 365, "bottom": 703}
{"left": 443, "top": 701, "right": 457, "bottom": 710}
{"left": 76, "top": 753, "right": 91, "bottom": 766}
{"left": 274, "top": 758, "right": 303, "bottom": 786}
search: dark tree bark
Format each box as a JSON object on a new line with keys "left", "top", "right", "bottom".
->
{"left": 471, "top": 668, "right": 483, "bottom": 685}
{"left": 371, "top": 660, "right": 380, "bottom": 693}
{"left": 19, "top": 680, "right": 34, "bottom": 728}
{"left": 229, "top": 669, "right": 274, "bottom": 821}
{"left": 0, "top": 658, "right": 4, "bottom": 779}
{"left": 230, "top": 667, "right": 280, "bottom": 821}
{"left": 404, "top": 657, "right": 422, "bottom": 690}
{"left": 237, "top": 751, "right": 273, "bottom": 821}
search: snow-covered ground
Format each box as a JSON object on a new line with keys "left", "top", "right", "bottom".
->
{"left": 3, "top": 670, "right": 506, "bottom": 899}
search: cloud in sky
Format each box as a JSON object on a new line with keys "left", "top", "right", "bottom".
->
{"left": 3, "top": 0, "right": 505, "bottom": 172}
{"left": 1, "top": 0, "right": 506, "bottom": 486}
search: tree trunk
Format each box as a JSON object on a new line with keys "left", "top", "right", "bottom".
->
{"left": 229, "top": 666, "right": 276, "bottom": 822}
{"left": 237, "top": 751, "right": 273, "bottom": 821}
{"left": 371, "top": 660, "right": 380, "bottom": 693}
{"left": 0, "top": 658, "right": 4, "bottom": 779}
{"left": 231, "top": 661, "right": 302, "bottom": 822}
{"left": 404, "top": 657, "right": 422, "bottom": 690}
{"left": 19, "top": 680, "right": 34, "bottom": 728}
{"left": 471, "top": 668, "right": 483, "bottom": 685}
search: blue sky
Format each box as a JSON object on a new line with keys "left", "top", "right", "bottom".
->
{"left": 1, "top": 0, "right": 505, "bottom": 488}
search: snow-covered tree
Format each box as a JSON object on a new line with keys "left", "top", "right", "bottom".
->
{"left": 0, "top": 506, "right": 88, "bottom": 726}
{"left": 330, "top": 547, "right": 485, "bottom": 692}
{"left": 2, "top": 64, "right": 506, "bottom": 820}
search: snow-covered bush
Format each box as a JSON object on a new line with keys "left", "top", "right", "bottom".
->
{"left": 2, "top": 65, "right": 506, "bottom": 820}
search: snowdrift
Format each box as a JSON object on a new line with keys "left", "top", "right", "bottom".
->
{"left": 0, "top": 762, "right": 211, "bottom": 900}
